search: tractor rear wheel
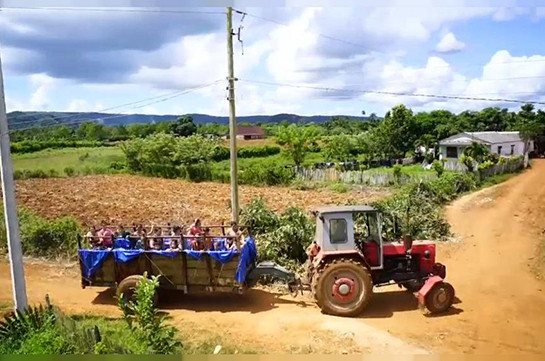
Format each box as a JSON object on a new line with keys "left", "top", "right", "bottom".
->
{"left": 313, "top": 258, "right": 373, "bottom": 317}
{"left": 116, "top": 275, "right": 158, "bottom": 306}
{"left": 424, "top": 282, "right": 454, "bottom": 314}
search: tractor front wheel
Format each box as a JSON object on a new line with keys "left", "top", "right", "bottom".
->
{"left": 313, "top": 258, "right": 373, "bottom": 317}
{"left": 424, "top": 282, "right": 454, "bottom": 314}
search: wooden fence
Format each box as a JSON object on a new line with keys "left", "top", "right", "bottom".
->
{"left": 296, "top": 167, "right": 436, "bottom": 186}
{"left": 296, "top": 157, "right": 524, "bottom": 186}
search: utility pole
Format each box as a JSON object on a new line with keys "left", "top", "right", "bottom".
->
{"left": 226, "top": 6, "right": 239, "bottom": 223}
{"left": 0, "top": 51, "right": 28, "bottom": 311}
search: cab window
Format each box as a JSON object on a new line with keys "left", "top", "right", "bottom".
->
{"left": 329, "top": 219, "right": 347, "bottom": 243}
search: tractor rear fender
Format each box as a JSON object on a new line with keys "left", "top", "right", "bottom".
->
{"left": 312, "top": 249, "right": 370, "bottom": 270}
{"left": 416, "top": 275, "right": 444, "bottom": 305}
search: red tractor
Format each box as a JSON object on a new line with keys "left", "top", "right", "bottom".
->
{"left": 305, "top": 205, "right": 455, "bottom": 317}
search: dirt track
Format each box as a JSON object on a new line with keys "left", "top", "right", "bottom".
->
{"left": 2, "top": 161, "right": 545, "bottom": 353}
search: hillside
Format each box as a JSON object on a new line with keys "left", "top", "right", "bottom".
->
{"left": 7, "top": 111, "right": 369, "bottom": 129}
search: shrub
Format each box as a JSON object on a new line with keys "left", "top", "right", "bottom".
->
{"left": 431, "top": 160, "right": 445, "bottom": 177}
{"left": 237, "top": 145, "right": 281, "bottom": 158}
{"left": 109, "top": 161, "right": 126, "bottom": 171}
{"left": 240, "top": 198, "right": 314, "bottom": 268}
{"left": 477, "top": 160, "right": 494, "bottom": 171}
{"left": 184, "top": 164, "right": 212, "bottom": 182}
{"left": 330, "top": 182, "right": 349, "bottom": 193}
{"left": 64, "top": 167, "right": 75, "bottom": 177}
{"left": 79, "top": 152, "right": 90, "bottom": 162}
{"left": 239, "top": 164, "right": 294, "bottom": 186}
{"left": 118, "top": 274, "right": 182, "bottom": 354}
{"left": 392, "top": 164, "right": 403, "bottom": 183}
{"left": 0, "top": 209, "right": 82, "bottom": 258}
{"left": 10, "top": 140, "right": 107, "bottom": 154}
{"left": 211, "top": 145, "right": 230, "bottom": 161}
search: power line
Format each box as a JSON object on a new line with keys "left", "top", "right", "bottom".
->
{"left": 0, "top": 7, "right": 225, "bottom": 15}
{"left": 240, "top": 78, "right": 545, "bottom": 106}
{"left": 234, "top": 8, "right": 376, "bottom": 53}
{"left": 236, "top": 8, "right": 545, "bottom": 72}
{"left": 11, "top": 80, "right": 223, "bottom": 132}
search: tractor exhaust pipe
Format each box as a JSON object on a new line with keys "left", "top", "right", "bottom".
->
{"left": 403, "top": 234, "right": 413, "bottom": 253}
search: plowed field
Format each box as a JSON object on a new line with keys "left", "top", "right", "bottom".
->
{"left": 15, "top": 175, "right": 389, "bottom": 226}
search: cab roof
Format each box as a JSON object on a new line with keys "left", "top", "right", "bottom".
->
{"left": 312, "top": 205, "right": 377, "bottom": 214}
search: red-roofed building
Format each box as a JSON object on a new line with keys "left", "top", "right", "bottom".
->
{"left": 224, "top": 125, "right": 266, "bottom": 140}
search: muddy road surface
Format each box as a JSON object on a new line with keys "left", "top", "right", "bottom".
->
{"left": 2, "top": 161, "right": 545, "bottom": 353}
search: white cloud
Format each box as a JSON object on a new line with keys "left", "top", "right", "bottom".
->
{"left": 436, "top": 32, "right": 466, "bottom": 53}
{"left": 65, "top": 99, "right": 104, "bottom": 112}
{"left": 537, "top": 7, "right": 545, "bottom": 19}
{"left": 492, "top": 7, "right": 531, "bottom": 21}
{"left": 29, "top": 74, "right": 60, "bottom": 110}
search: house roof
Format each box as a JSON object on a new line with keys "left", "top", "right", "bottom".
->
{"left": 439, "top": 131, "right": 522, "bottom": 146}
{"left": 235, "top": 125, "right": 265, "bottom": 136}
{"left": 312, "top": 205, "right": 377, "bottom": 214}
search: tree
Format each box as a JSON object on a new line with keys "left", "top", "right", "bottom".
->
{"left": 76, "top": 122, "right": 108, "bottom": 141}
{"left": 378, "top": 104, "right": 416, "bottom": 158}
{"left": 169, "top": 115, "right": 197, "bottom": 137}
{"left": 324, "top": 134, "right": 354, "bottom": 162}
{"left": 275, "top": 125, "right": 321, "bottom": 167}
{"left": 510, "top": 104, "right": 545, "bottom": 161}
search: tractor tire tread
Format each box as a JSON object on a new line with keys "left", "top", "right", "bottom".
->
{"left": 313, "top": 257, "right": 373, "bottom": 317}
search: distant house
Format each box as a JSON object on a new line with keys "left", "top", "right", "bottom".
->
{"left": 223, "top": 125, "right": 266, "bottom": 140}
{"left": 438, "top": 131, "right": 533, "bottom": 160}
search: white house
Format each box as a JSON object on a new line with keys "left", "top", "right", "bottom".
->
{"left": 439, "top": 131, "right": 533, "bottom": 159}
{"left": 438, "top": 131, "right": 533, "bottom": 170}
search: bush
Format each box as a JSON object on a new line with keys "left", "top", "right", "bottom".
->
{"left": 239, "top": 165, "right": 294, "bottom": 186}
{"left": 237, "top": 145, "right": 281, "bottom": 158}
{"left": 392, "top": 164, "right": 403, "bottom": 183}
{"left": 431, "top": 159, "right": 445, "bottom": 177}
{"left": 477, "top": 160, "right": 494, "bottom": 171}
{"left": 211, "top": 145, "right": 230, "bottom": 161}
{"left": 64, "top": 167, "right": 75, "bottom": 177}
{"left": 0, "top": 298, "right": 135, "bottom": 354}
{"left": 240, "top": 198, "right": 314, "bottom": 268}
{"left": 184, "top": 164, "right": 212, "bottom": 182}
{"left": 10, "top": 140, "right": 107, "bottom": 154}
{"left": 330, "top": 182, "right": 349, "bottom": 193}
{"left": 119, "top": 274, "right": 182, "bottom": 354}
{"left": 0, "top": 208, "right": 82, "bottom": 258}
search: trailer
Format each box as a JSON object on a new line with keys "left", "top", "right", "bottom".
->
{"left": 78, "top": 233, "right": 299, "bottom": 302}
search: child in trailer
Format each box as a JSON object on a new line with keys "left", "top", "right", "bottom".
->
{"left": 169, "top": 226, "right": 182, "bottom": 250}
{"left": 149, "top": 225, "right": 163, "bottom": 250}
{"left": 86, "top": 225, "right": 99, "bottom": 248}
{"left": 225, "top": 221, "right": 242, "bottom": 251}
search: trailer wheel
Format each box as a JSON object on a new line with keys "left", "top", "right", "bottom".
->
{"left": 116, "top": 275, "right": 158, "bottom": 306}
{"left": 424, "top": 282, "right": 454, "bottom": 314}
{"left": 314, "top": 258, "right": 373, "bottom": 317}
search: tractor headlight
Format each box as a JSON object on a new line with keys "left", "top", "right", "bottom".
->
{"left": 424, "top": 250, "right": 431, "bottom": 259}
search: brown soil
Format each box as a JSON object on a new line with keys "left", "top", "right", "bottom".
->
{"left": 2, "top": 161, "right": 545, "bottom": 354}
{"left": 15, "top": 175, "right": 388, "bottom": 226}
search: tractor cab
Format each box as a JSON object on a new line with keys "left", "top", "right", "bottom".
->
{"left": 311, "top": 205, "right": 384, "bottom": 269}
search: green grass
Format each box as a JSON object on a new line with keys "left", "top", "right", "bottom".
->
{"left": 13, "top": 146, "right": 124, "bottom": 175}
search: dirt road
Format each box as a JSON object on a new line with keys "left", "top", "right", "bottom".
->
{"left": 2, "top": 161, "right": 545, "bottom": 353}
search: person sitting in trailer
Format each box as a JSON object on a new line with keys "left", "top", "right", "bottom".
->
{"left": 225, "top": 221, "right": 242, "bottom": 250}
{"left": 149, "top": 225, "right": 163, "bottom": 250}
{"left": 97, "top": 222, "right": 114, "bottom": 249}
{"left": 187, "top": 218, "right": 203, "bottom": 250}
{"left": 169, "top": 225, "right": 182, "bottom": 250}
{"left": 86, "top": 225, "right": 99, "bottom": 248}
{"left": 162, "top": 223, "right": 174, "bottom": 249}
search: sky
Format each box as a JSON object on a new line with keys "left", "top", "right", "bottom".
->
{"left": 1, "top": 0, "right": 545, "bottom": 118}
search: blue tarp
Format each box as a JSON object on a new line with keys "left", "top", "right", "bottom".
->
{"left": 236, "top": 236, "right": 257, "bottom": 283}
{"left": 79, "top": 249, "right": 111, "bottom": 279}
{"left": 78, "top": 236, "right": 258, "bottom": 281}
